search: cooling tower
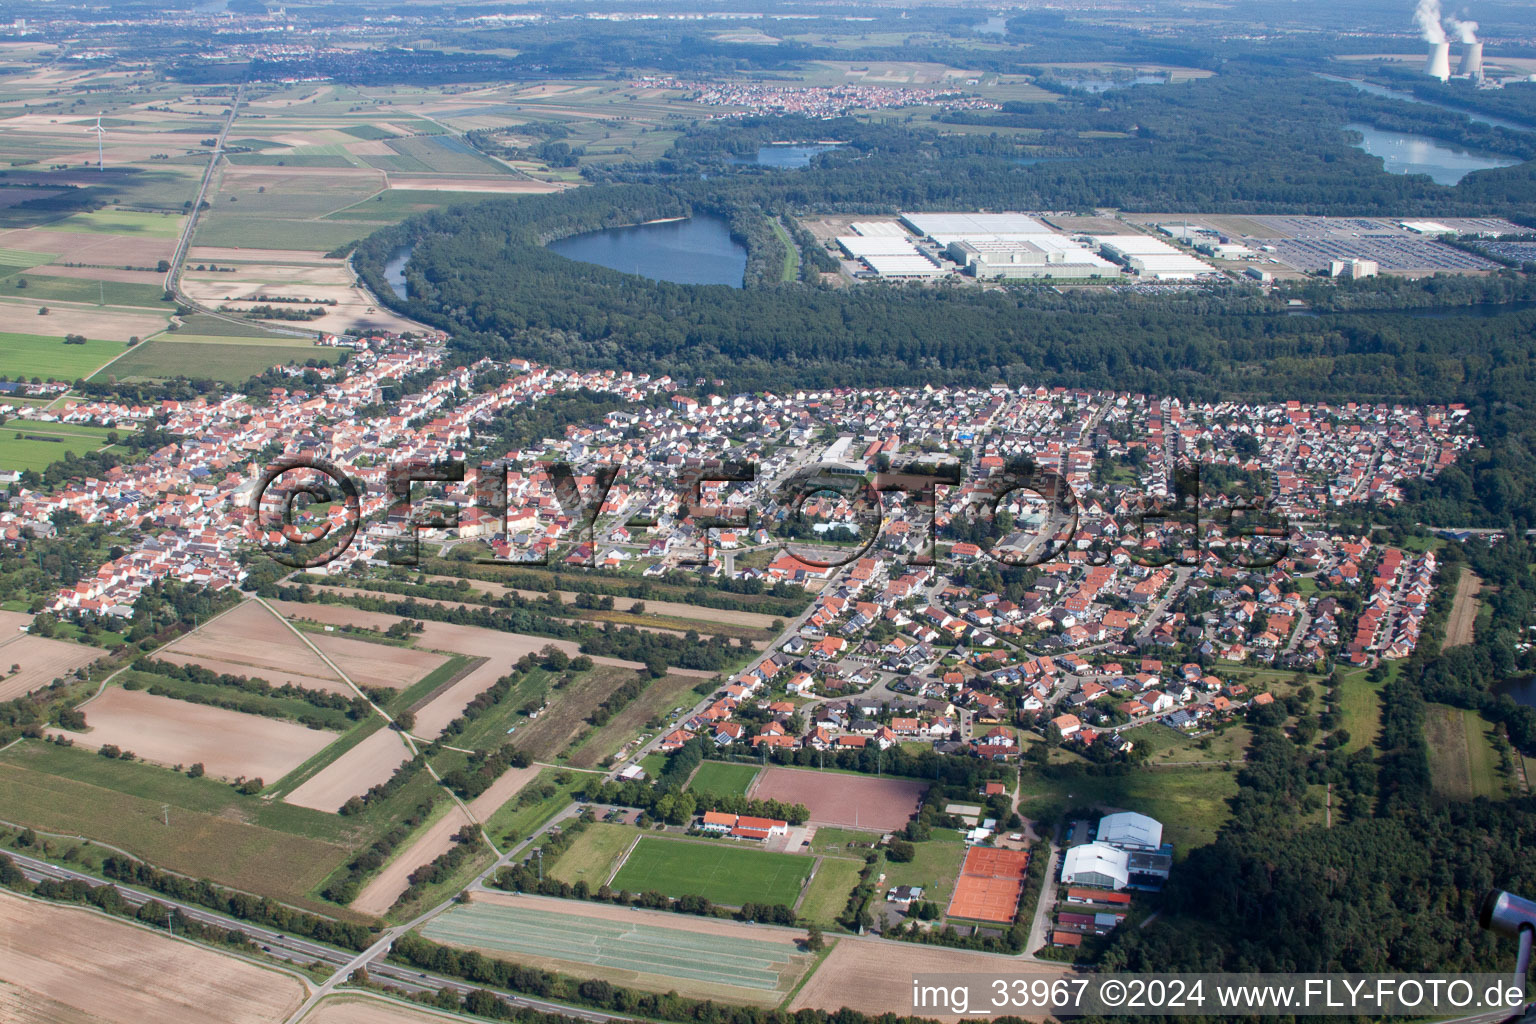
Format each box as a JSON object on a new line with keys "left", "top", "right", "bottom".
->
{"left": 1459, "top": 42, "right": 1484, "bottom": 81}
{"left": 1426, "top": 42, "right": 1451, "bottom": 81}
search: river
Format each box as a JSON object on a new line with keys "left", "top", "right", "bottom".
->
{"left": 1320, "top": 74, "right": 1533, "bottom": 133}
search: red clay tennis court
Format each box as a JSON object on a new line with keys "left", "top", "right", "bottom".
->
{"left": 946, "top": 846, "right": 1030, "bottom": 924}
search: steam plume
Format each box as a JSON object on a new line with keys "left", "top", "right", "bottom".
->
{"left": 1414, "top": 0, "right": 1446, "bottom": 44}
{"left": 1446, "top": 16, "right": 1478, "bottom": 43}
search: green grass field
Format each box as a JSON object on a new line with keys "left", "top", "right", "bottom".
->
{"left": 797, "top": 855, "right": 864, "bottom": 927}
{"left": 1336, "top": 668, "right": 1385, "bottom": 754}
{"left": 420, "top": 901, "right": 805, "bottom": 995}
{"left": 1, "top": 273, "right": 171, "bottom": 308}
{"left": 1426, "top": 703, "right": 1509, "bottom": 801}
{"left": 483, "top": 768, "right": 586, "bottom": 846}
{"left": 0, "top": 331, "right": 124, "bottom": 380}
{"left": 98, "top": 337, "right": 341, "bottom": 383}
{"left": 548, "top": 822, "right": 635, "bottom": 888}
{"left": 0, "top": 740, "right": 356, "bottom": 914}
{"left": 1020, "top": 765, "right": 1238, "bottom": 853}
{"left": 324, "top": 189, "right": 500, "bottom": 222}
{"left": 193, "top": 216, "right": 379, "bottom": 252}
{"left": 53, "top": 209, "right": 185, "bottom": 237}
{"left": 687, "top": 761, "right": 760, "bottom": 802}
{"left": 0, "top": 246, "right": 53, "bottom": 268}
{"left": 0, "top": 422, "right": 133, "bottom": 472}
{"left": 880, "top": 838, "right": 967, "bottom": 913}
{"left": 610, "top": 836, "right": 812, "bottom": 907}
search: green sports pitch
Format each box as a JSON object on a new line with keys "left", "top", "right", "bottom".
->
{"left": 609, "top": 836, "right": 811, "bottom": 908}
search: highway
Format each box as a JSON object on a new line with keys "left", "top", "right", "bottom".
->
{"left": 7, "top": 849, "right": 624, "bottom": 1024}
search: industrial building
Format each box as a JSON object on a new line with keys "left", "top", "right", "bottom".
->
{"left": 947, "top": 236, "right": 1118, "bottom": 280}
{"left": 900, "top": 212, "right": 1051, "bottom": 240}
{"left": 835, "top": 233, "right": 946, "bottom": 279}
{"left": 1094, "top": 235, "right": 1216, "bottom": 280}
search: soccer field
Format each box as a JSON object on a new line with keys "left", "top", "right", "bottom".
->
{"left": 687, "top": 761, "right": 760, "bottom": 800}
{"left": 610, "top": 836, "right": 811, "bottom": 908}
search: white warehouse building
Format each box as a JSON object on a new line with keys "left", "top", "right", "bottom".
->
{"left": 836, "top": 234, "right": 945, "bottom": 279}
{"left": 1094, "top": 234, "right": 1215, "bottom": 280}
{"left": 1096, "top": 811, "right": 1163, "bottom": 851}
{"left": 947, "top": 236, "right": 1119, "bottom": 280}
{"left": 1061, "top": 842, "right": 1131, "bottom": 890}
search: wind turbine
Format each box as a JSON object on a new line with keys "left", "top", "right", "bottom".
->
{"left": 85, "top": 113, "right": 105, "bottom": 170}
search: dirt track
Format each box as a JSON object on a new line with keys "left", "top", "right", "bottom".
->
{"left": 1445, "top": 567, "right": 1483, "bottom": 648}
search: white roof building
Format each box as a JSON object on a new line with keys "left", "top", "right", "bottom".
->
{"left": 1096, "top": 811, "right": 1163, "bottom": 851}
{"left": 901, "top": 212, "right": 1051, "bottom": 239}
{"left": 1061, "top": 842, "right": 1131, "bottom": 890}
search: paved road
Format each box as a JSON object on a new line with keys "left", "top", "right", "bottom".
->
{"left": 159, "top": 83, "right": 312, "bottom": 339}
{"left": 7, "top": 846, "right": 622, "bottom": 1023}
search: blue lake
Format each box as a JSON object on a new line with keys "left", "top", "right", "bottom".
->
{"left": 1052, "top": 74, "right": 1169, "bottom": 93}
{"left": 732, "top": 144, "right": 843, "bottom": 168}
{"left": 548, "top": 214, "right": 747, "bottom": 287}
{"left": 1345, "top": 122, "right": 1520, "bottom": 185}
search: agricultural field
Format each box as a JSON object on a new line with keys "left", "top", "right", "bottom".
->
{"left": 98, "top": 335, "right": 343, "bottom": 384}
{"left": 1425, "top": 703, "right": 1510, "bottom": 801}
{"left": 0, "top": 740, "right": 363, "bottom": 912}
{"left": 0, "top": 632, "right": 107, "bottom": 700}
{"left": 155, "top": 600, "right": 352, "bottom": 695}
{"left": 178, "top": 249, "right": 420, "bottom": 337}
{"left": 300, "top": 996, "right": 470, "bottom": 1024}
{"left": 0, "top": 270, "right": 172, "bottom": 307}
{"left": 421, "top": 894, "right": 815, "bottom": 1005}
{"left": 0, "top": 889, "right": 308, "bottom": 1024}
{"left": 309, "top": 631, "right": 448, "bottom": 691}
{"left": 791, "top": 935, "right": 1067, "bottom": 1020}
{"left": 53, "top": 686, "right": 337, "bottom": 783}
{"left": 0, "top": 331, "right": 127, "bottom": 380}
{"left": 609, "top": 835, "right": 812, "bottom": 907}
{"left": 284, "top": 727, "right": 413, "bottom": 814}
{"left": 52, "top": 208, "right": 185, "bottom": 237}
{"left": 564, "top": 671, "right": 701, "bottom": 769}
{"left": 324, "top": 188, "right": 501, "bottom": 221}
{"left": 1445, "top": 568, "right": 1483, "bottom": 649}
{"left": 748, "top": 767, "right": 927, "bottom": 831}
{"left": 351, "top": 801, "right": 478, "bottom": 917}
{"left": 687, "top": 761, "right": 761, "bottom": 801}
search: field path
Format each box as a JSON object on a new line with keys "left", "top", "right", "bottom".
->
{"left": 1444, "top": 566, "right": 1482, "bottom": 649}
